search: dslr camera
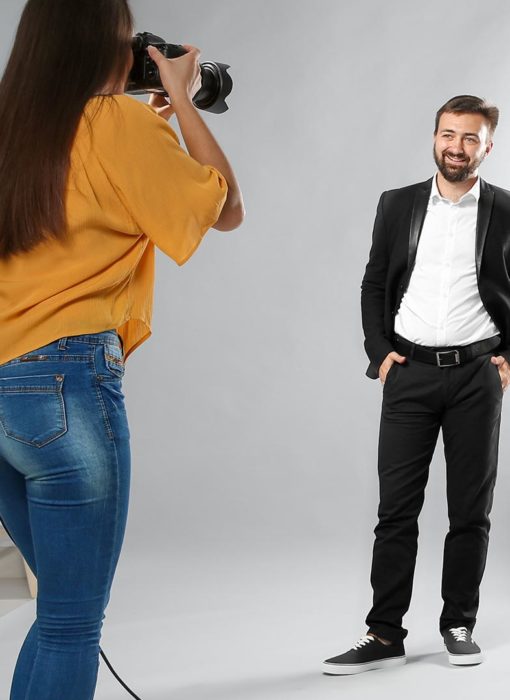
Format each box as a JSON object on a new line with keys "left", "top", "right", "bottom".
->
{"left": 126, "top": 32, "right": 233, "bottom": 114}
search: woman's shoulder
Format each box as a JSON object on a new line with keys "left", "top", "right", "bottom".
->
{"left": 79, "top": 94, "right": 178, "bottom": 155}
{"left": 84, "top": 94, "right": 159, "bottom": 128}
{"left": 77, "top": 93, "right": 182, "bottom": 176}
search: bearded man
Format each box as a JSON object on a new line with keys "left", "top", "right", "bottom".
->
{"left": 323, "top": 95, "right": 510, "bottom": 674}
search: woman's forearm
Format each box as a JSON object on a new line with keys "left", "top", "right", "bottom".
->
{"left": 146, "top": 43, "right": 244, "bottom": 231}
{"left": 173, "top": 98, "right": 245, "bottom": 231}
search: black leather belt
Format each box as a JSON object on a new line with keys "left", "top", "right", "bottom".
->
{"left": 393, "top": 334, "right": 501, "bottom": 367}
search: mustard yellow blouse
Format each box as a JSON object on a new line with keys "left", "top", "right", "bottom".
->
{"left": 0, "top": 94, "right": 228, "bottom": 365}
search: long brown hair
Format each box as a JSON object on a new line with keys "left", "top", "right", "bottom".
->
{"left": 0, "top": 0, "right": 134, "bottom": 260}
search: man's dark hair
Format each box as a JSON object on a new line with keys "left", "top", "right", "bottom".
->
{"left": 434, "top": 95, "right": 499, "bottom": 138}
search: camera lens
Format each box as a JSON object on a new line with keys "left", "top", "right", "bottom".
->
{"left": 194, "top": 62, "right": 233, "bottom": 114}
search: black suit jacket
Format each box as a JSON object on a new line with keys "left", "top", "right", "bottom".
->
{"left": 361, "top": 177, "right": 510, "bottom": 379}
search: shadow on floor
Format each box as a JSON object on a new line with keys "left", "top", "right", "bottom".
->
{"left": 149, "top": 671, "right": 325, "bottom": 700}
{"left": 406, "top": 651, "right": 448, "bottom": 667}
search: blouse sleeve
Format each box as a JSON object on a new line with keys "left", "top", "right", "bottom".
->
{"left": 93, "top": 95, "right": 228, "bottom": 265}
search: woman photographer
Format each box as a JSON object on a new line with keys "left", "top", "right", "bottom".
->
{"left": 0, "top": 0, "right": 243, "bottom": 698}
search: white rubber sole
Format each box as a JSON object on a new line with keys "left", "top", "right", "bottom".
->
{"left": 444, "top": 645, "right": 483, "bottom": 666}
{"left": 322, "top": 655, "right": 406, "bottom": 675}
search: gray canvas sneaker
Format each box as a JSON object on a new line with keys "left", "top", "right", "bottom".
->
{"left": 443, "top": 627, "right": 482, "bottom": 665}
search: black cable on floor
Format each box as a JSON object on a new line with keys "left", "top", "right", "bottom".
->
{"left": 100, "top": 647, "right": 143, "bottom": 699}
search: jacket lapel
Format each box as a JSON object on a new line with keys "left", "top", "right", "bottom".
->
{"left": 476, "top": 179, "right": 494, "bottom": 278}
{"left": 408, "top": 178, "right": 433, "bottom": 269}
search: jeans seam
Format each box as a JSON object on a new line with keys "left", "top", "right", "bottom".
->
{"left": 92, "top": 349, "right": 115, "bottom": 441}
{"left": 101, "top": 435, "right": 122, "bottom": 614}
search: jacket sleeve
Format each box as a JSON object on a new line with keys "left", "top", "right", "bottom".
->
{"left": 361, "top": 192, "right": 395, "bottom": 379}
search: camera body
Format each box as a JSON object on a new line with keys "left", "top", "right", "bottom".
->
{"left": 126, "top": 32, "right": 233, "bottom": 114}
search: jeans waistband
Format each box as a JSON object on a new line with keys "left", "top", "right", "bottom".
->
{"left": 0, "top": 330, "right": 123, "bottom": 368}
{"left": 58, "top": 330, "right": 122, "bottom": 349}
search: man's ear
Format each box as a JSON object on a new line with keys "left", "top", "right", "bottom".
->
{"left": 485, "top": 139, "right": 494, "bottom": 157}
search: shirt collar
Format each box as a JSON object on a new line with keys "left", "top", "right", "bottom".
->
{"left": 430, "top": 173, "right": 480, "bottom": 204}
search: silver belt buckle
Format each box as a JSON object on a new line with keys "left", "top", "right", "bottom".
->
{"left": 436, "top": 349, "right": 460, "bottom": 367}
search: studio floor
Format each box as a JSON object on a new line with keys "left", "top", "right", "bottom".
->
{"left": 1, "top": 542, "right": 509, "bottom": 700}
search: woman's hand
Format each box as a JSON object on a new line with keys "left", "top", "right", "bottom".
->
{"left": 148, "top": 93, "right": 175, "bottom": 121}
{"left": 146, "top": 44, "right": 202, "bottom": 109}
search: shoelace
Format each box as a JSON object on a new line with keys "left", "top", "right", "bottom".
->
{"left": 449, "top": 626, "right": 469, "bottom": 642}
{"left": 351, "top": 635, "right": 375, "bottom": 650}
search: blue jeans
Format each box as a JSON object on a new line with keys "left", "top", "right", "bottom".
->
{"left": 0, "top": 330, "right": 130, "bottom": 699}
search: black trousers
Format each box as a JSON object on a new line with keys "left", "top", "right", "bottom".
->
{"left": 365, "top": 352, "right": 503, "bottom": 642}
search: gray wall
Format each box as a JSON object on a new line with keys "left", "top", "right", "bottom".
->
{"left": 3, "top": 0, "right": 510, "bottom": 621}
{"left": 124, "top": 0, "right": 510, "bottom": 558}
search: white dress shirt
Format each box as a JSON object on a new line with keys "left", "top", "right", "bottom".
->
{"left": 394, "top": 174, "right": 498, "bottom": 346}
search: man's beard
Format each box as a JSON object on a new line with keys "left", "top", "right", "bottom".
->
{"left": 433, "top": 146, "right": 484, "bottom": 183}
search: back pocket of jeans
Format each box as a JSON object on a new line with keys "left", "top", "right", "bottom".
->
{"left": 0, "top": 374, "right": 67, "bottom": 448}
{"left": 103, "top": 342, "right": 125, "bottom": 379}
